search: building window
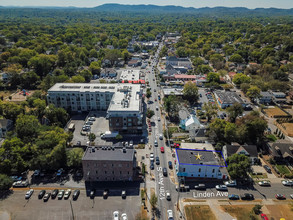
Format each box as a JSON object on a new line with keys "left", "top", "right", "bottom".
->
{"left": 96, "top": 177, "right": 99, "bottom": 180}
{"left": 96, "top": 171, "right": 98, "bottom": 174}
{"left": 120, "top": 171, "right": 122, "bottom": 175}
{"left": 198, "top": 174, "right": 200, "bottom": 177}
{"left": 112, "top": 164, "right": 114, "bottom": 167}
{"left": 198, "top": 168, "right": 201, "bottom": 172}
{"left": 118, "top": 164, "right": 122, "bottom": 167}
{"left": 212, "top": 169, "right": 215, "bottom": 173}
{"left": 183, "top": 168, "right": 185, "bottom": 172}
{"left": 112, "top": 171, "right": 114, "bottom": 174}
{"left": 103, "top": 164, "right": 107, "bottom": 167}
{"left": 127, "top": 172, "right": 129, "bottom": 174}
{"left": 105, "top": 171, "right": 107, "bottom": 174}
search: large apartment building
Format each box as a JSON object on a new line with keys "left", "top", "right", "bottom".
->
{"left": 47, "top": 83, "right": 143, "bottom": 133}
{"left": 82, "top": 145, "right": 136, "bottom": 182}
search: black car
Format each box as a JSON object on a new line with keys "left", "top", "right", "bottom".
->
{"left": 263, "top": 165, "right": 272, "bottom": 173}
{"left": 51, "top": 189, "right": 59, "bottom": 199}
{"left": 168, "top": 161, "right": 173, "bottom": 169}
{"left": 150, "top": 161, "right": 154, "bottom": 170}
{"left": 155, "top": 156, "right": 160, "bottom": 165}
{"left": 241, "top": 193, "right": 254, "bottom": 200}
{"left": 194, "top": 184, "right": 206, "bottom": 190}
{"left": 90, "top": 189, "right": 95, "bottom": 199}
{"left": 72, "top": 189, "right": 80, "bottom": 200}
{"left": 43, "top": 193, "right": 51, "bottom": 202}
{"left": 38, "top": 190, "right": 46, "bottom": 199}
{"left": 163, "top": 168, "right": 168, "bottom": 177}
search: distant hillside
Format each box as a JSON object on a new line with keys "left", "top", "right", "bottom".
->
{"left": 92, "top": 4, "right": 293, "bottom": 16}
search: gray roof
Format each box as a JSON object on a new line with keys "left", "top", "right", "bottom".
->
{"left": 214, "top": 91, "right": 244, "bottom": 104}
{"left": 225, "top": 144, "right": 258, "bottom": 158}
{"left": 176, "top": 149, "right": 219, "bottom": 166}
{"left": 260, "top": 91, "right": 272, "bottom": 97}
{"left": 82, "top": 146, "right": 134, "bottom": 161}
{"left": 268, "top": 140, "right": 293, "bottom": 159}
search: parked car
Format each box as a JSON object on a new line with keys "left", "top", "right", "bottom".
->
{"left": 241, "top": 193, "right": 254, "bottom": 200}
{"left": 275, "top": 194, "right": 286, "bottom": 200}
{"left": 258, "top": 181, "right": 271, "bottom": 187}
{"left": 154, "top": 139, "right": 158, "bottom": 147}
{"left": 121, "top": 213, "right": 128, "bottom": 220}
{"left": 166, "top": 191, "right": 171, "bottom": 201}
{"left": 58, "top": 189, "right": 65, "bottom": 200}
{"left": 168, "top": 161, "right": 173, "bottom": 169}
{"left": 150, "top": 161, "right": 154, "bottom": 170}
{"left": 103, "top": 189, "right": 109, "bottom": 199}
{"left": 216, "top": 185, "right": 228, "bottom": 191}
{"left": 224, "top": 180, "right": 237, "bottom": 187}
{"left": 64, "top": 189, "right": 71, "bottom": 199}
{"left": 90, "top": 189, "right": 95, "bottom": 199}
{"left": 194, "top": 184, "right": 206, "bottom": 190}
{"left": 163, "top": 168, "right": 168, "bottom": 177}
{"left": 13, "top": 180, "right": 29, "bottom": 188}
{"left": 72, "top": 189, "right": 80, "bottom": 200}
{"left": 113, "top": 211, "right": 119, "bottom": 220}
{"left": 160, "top": 147, "right": 165, "bottom": 153}
{"left": 25, "top": 189, "right": 34, "bottom": 199}
{"left": 150, "top": 153, "right": 154, "bottom": 161}
{"left": 121, "top": 190, "right": 126, "bottom": 199}
{"left": 263, "top": 165, "right": 272, "bottom": 173}
{"left": 43, "top": 192, "right": 51, "bottom": 202}
{"left": 228, "top": 194, "right": 240, "bottom": 200}
{"left": 38, "top": 190, "right": 46, "bottom": 199}
{"left": 159, "top": 134, "right": 163, "bottom": 140}
{"left": 85, "top": 121, "right": 93, "bottom": 125}
{"left": 88, "top": 117, "right": 96, "bottom": 121}
{"left": 167, "top": 210, "right": 173, "bottom": 220}
{"left": 51, "top": 189, "right": 59, "bottom": 199}
{"left": 281, "top": 180, "right": 293, "bottom": 186}
{"left": 155, "top": 156, "right": 160, "bottom": 165}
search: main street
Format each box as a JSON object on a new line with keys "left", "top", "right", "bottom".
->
{"left": 146, "top": 40, "right": 178, "bottom": 219}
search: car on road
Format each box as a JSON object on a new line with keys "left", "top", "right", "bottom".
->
{"left": 154, "top": 139, "right": 158, "bottom": 147}
{"left": 168, "top": 161, "right": 173, "bottom": 169}
{"left": 58, "top": 189, "right": 65, "bottom": 199}
{"left": 51, "top": 189, "right": 59, "bottom": 199}
{"left": 160, "top": 147, "right": 164, "bottom": 153}
{"left": 166, "top": 191, "right": 171, "bottom": 201}
{"left": 275, "top": 194, "right": 286, "bottom": 200}
{"left": 90, "top": 189, "right": 95, "bottom": 199}
{"left": 113, "top": 211, "right": 119, "bottom": 220}
{"left": 103, "top": 189, "right": 109, "bottom": 199}
{"left": 25, "top": 189, "right": 34, "bottom": 199}
{"left": 150, "top": 153, "right": 154, "bottom": 161}
{"left": 72, "top": 189, "right": 80, "bottom": 200}
{"left": 216, "top": 185, "right": 228, "bottom": 191}
{"left": 43, "top": 192, "right": 51, "bottom": 202}
{"left": 241, "top": 193, "right": 254, "bottom": 200}
{"left": 167, "top": 210, "right": 173, "bottom": 220}
{"left": 263, "top": 165, "right": 272, "bottom": 173}
{"left": 258, "top": 181, "right": 271, "bottom": 186}
{"left": 64, "top": 189, "right": 71, "bottom": 199}
{"left": 224, "top": 180, "right": 237, "bottom": 187}
{"left": 156, "top": 106, "right": 159, "bottom": 111}
{"left": 228, "top": 194, "right": 240, "bottom": 200}
{"left": 194, "top": 184, "right": 206, "bottom": 190}
{"left": 159, "top": 134, "right": 163, "bottom": 140}
{"left": 38, "top": 190, "right": 46, "bottom": 199}
{"left": 163, "top": 168, "right": 168, "bottom": 176}
{"left": 150, "top": 161, "right": 154, "bottom": 170}
{"left": 281, "top": 180, "right": 293, "bottom": 186}
{"left": 155, "top": 156, "right": 160, "bottom": 165}
{"left": 121, "top": 213, "right": 128, "bottom": 220}
{"left": 121, "top": 190, "right": 126, "bottom": 199}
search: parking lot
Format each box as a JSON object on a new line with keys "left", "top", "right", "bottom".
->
{"left": 0, "top": 189, "right": 141, "bottom": 220}
{"left": 70, "top": 112, "right": 109, "bottom": 146}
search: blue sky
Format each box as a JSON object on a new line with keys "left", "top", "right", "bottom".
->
{"left": 0, "top": 0, "right": 292, "bottom": 9}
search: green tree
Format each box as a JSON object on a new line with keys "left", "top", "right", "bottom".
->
{"left": 227, "top": 154, "right": 251, "bottom": 179}
{"left": 71, "top": 75, "right": 85, "bottom": 83}
{"left": 164, "top": 95, "right": 180, "bottom": 122}
{"left": 226, "top": 103, "right": 244, "bottom": 123}
{"left": 196, "top": 65, "right": 213, "bottom": 74}
{"left": 202, "top": 103, "right": 217, "bottom": 122}
{"left": 229, "top": 54, "right": 244, "bottom": 63}
{"left": 44, "top": 104, "right": 69, "bottom": 127}
{"left": 15, "top": 114, "right": 40, "bottom": 143}
{"left": 183, "top": 81, "right": 199, "bottom": 104}
{"left": 246, "top": 85, "right": 261, "bottom": 101}
{"left": 88, "top": 133, "right": 96, "bottom": 142}
{"left": 28, "top": 54, "right": 57, "bottom": 78}
{"left": 207, "top": 72, "right": 220, "bottom": 83}
{"left": 79, "top": 69, "right": 93, "bottom": 82}
{"left": 89, "top": 61, "right": 101, "bottom": 75}
{"left": 32, "top": 98, "right": 46, "bottom": 119}
{"left": 0, "top": 174, "right": 13, "bottom": 190}
{"left": 105, "top": 49, "right": 121, "bottom": 66}
{"left": 150, "top": 192, "right": 158, "bottom": 209}
{"left": 66, "top": 148, "right": 84, "bottom": 168}
{"left": 146, "top": 109, "right": 155, "bottom": 118}
{"left": 146, "top": 88, "right": 152, "bottom": 98}
{"left": 240, "top": 83, "right": 250, "bottom": 94}
{"left": 232, "top": 73, "right": 251, "bottom": 86}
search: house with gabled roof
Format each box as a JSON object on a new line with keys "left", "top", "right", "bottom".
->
{"left": 267, "top": 140, "right": 293, "bottom": 164}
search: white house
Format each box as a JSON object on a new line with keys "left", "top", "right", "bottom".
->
{"left": 180, "top": 115, "right": 201, "bottom": 131}
{"left": 175, "top": 149, "right": 227, "bottom": 179}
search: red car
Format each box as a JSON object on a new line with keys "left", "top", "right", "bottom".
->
{"left": 160, "top": 147, "right": 164, "bottom": 153}
{"left": 260, "top": 214, "right": 269, "bottom": 220}
{"left": 173, "top": 143, "right": 180, "bottom": 148}
{"left": 275, "top": 194, "right": 286, "bottom": 200}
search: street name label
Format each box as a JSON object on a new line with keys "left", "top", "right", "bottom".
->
{"left": 193, "top": 191, "right": 228, "bottom": 198}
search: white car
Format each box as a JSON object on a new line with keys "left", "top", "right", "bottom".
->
{"left": 121, "top": 213, "right": 128, "bottom": 220}
{"left": 159, "top": 134, "right": 163, "bottom": 140}
{"left": 150, "top": 153, "right": 154, "bottom": 161}
{"left": 64, "top": 189, "right": 72, "bottom": 199}
{"left": 282, "top": 180, "right": 293, "bottom": 186}
{"left": 25, "top": 189, "right": 34, "bottom": 199}
{"left": 167, "top": 210, "right": 173, "bottom": 220}
{"left": 113, "top": 211, "right": 119, "bottom": 220}
{"left": 216, "top": 185, "right": 228, "bottom": 191}
{"left": 224, "top": 180, "right": 237, "bottom": 187}
{"left": 166, "top": 191, "right": 171, "bottom": 201}
{"left": 258, "top": 181, "right": 271, "bottom": 186}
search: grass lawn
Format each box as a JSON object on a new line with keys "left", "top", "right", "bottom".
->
{"left": 266, "top": 134, "right": 278, "bottom": 142}
{"left": 220, "top": 205, "right": 258, "bottom": 220}
{"left": 275, "top": 165, "right": 291, "bottom": 175}
{"left": 184, "top": 205, "right": 216, "bottom": 220}
{"left": 0, "top": 90, "right": 16, "bottom": 99}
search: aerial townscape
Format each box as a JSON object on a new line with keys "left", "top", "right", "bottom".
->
{"left": 1, "top": 2, "right": 293, "bottom": 220}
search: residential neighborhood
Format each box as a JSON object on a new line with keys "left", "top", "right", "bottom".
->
{"left": 0, "top": 3, "right": 293, "bottom": 220}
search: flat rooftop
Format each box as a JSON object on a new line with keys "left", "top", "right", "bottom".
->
{"left": 120, "top": 69, "right": 140, "bottom": 82}
{"left": 82, "top": 146, "right": 134, "bottom": 161}
{"left": 214, "top": 91, "right": 244, "bottom": 104}
{"left": 176, "top": 148, "right": 222, "bottom": 166}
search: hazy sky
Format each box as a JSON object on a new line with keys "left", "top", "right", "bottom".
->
{"left": 0, "top": 0, "right": 292, "bottom": 9}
